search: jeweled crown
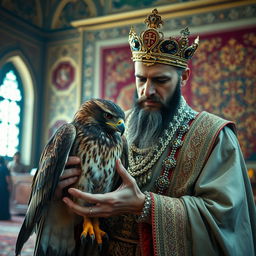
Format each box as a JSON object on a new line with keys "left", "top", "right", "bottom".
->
{"left": 128, "top": 9, "right": 199, "bottom": 69}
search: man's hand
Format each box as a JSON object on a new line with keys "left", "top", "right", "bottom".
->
{"left": 62, "top": 159, "right": 146, "bottom": 217}
{"left": 54, "top": 156, "right": 81, "bottom": 200}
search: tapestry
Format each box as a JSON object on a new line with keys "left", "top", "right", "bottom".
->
{"left": 52, "top": 61, "right": 75, "bottom": 91}
{"left": 46, "top": 43, "right": 80, "bottom": 141}
{"left": 100, "top": 26, "right": 256, "bottom": 161}
{"left": 189, "top": 26, "right": 256, "bottom": 161}
{"left": 100, "top": 45, "right": 135, "bottom": 110}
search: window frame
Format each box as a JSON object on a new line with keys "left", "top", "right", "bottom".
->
{"left": 0, "top": 62, "right": 24, "bottom": 160}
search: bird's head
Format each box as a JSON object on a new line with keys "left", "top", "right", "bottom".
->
{"left": 74, "top": 99, "right": 125, "bottom": 135}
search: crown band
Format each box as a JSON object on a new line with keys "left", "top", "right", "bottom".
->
{"left": 128, "top": 9, "right": 199, "bottom": 69}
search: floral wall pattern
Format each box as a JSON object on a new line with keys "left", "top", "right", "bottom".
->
{"left": 100, "top": 26, "right": 256, "bottom": 162}
{"left": 190, "top": 26, "right": 256, "bottom": 161}
{"left": 101, "top": 45, "right": 135, "bottom": 109}
{"left": 46, "top": 43, "right": 80, "bottom": 140}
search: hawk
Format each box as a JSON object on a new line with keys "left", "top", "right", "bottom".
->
{"left": 15, "top": 98, "right": 127, "bottom": 256}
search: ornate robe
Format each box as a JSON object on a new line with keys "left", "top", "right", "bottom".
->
{"left": 139, "top": 111, "right": 256, "bottom": 256}
{"left": 104, "top": 106, "right": 256, "bottom": 256}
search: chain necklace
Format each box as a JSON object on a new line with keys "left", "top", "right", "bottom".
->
{"left": 155, "top": 122, "right": 191, "bottom": 193}
{"left": 126, "top": 97, "right": 197, "bottom": 187}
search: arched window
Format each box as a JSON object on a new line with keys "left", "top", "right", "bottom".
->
{"left": 0, "top": 63, "right": 24, "bottom": 159}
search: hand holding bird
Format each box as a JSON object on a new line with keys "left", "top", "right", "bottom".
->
{"left": 62, "top": 159, "right": 146, "bottom": 218}
{"left": 16, "top": 99, "right": 129, "bottom": 256}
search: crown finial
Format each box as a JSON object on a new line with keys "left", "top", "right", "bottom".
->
{"left": 128, "top": 9, "right": 199, "bottom": 68}
{"left": 144, "top": 8, "right": 163, "bottom": 29}
{"left": 180, "top": 27, "right": 190, "bottom": 37}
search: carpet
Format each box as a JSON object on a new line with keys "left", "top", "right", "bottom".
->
{"left": 0, "top": 215, "right": 35, "bottom": 256}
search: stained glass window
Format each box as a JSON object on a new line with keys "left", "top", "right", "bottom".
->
{"left": 0, "top": 64, "right": 23, "bottom": 158}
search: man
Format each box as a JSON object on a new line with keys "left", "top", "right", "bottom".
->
{"left": 59, "top": 9, "right": 256, "bottom": 255}
{"left": 7, "top": 151, "right": 27, "bottom": 174}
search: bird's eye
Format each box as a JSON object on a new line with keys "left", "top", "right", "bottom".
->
{"left": 104, "top": 113, "right": 113, "bottom": 119}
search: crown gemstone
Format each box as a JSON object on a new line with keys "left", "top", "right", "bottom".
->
{"left": 128, "top": 9, "right": 199, "bottom": 68}
{"left": 160, "top": 40, "right": 178, "bottom": 54}
{"left": 131, "top": 39, "right": 141, "bottom": 51}
{"left": 143, "top": 30, "right": 158, "bottom": 49}
{"left": 184, "top": 46, "right": 196, "bottom": 59}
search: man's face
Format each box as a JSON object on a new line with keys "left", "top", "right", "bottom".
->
{"left": 135, "top": 62, "right": 189, "bottom": 111}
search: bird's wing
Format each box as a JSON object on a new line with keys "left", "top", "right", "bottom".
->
{"left": 15, "top": 123, "right": 76, "bottom": 256}
{"left": 111, "top": 135, "right": 129, "bottom": 191}
{"left": 121, "top": 135, "right": 129, "bottom": 169}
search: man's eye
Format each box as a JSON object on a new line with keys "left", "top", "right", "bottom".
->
{"left": 104, "top": 113, "right": 113, "bottom": 119}
{"left": 155, "top": 78, "right": 169, "bottom": 83}
{"left": 137, "top": 77, "right": 146, "bottom": 83}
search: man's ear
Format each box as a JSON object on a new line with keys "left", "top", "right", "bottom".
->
{"left": 181, "top": 68, "right": 190, "bottom": 87}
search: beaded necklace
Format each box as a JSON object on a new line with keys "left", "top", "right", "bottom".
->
{"left": 126, "top": 97, "right": 197, "bottom": 187}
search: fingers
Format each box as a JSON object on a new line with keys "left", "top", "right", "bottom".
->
{"left": 67, "top": 188, "right": 106, "bottom": 204}
{"left": 63, "top": 196, "right": 114, "bottom": 218}
{"left": 62, "top": 197, "right": 90, "bottom": 216}
{"left": 54, "top": 176, "right": 79, "bottom": 200}
{"left": 60, "top": 167, "right": 81, "bottom": 180}
{"left": 65, "top": 156, "right": 80, "bottom": 167}
{"left": 58, "top": 177, "right": 79, "bottom": 190}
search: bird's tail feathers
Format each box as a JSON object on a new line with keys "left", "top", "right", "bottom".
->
{"left": 15, "top": 214, "right": 36, "bottom": 256}
{"left": 33, "top": 202, "right": 77, "bottom": 256}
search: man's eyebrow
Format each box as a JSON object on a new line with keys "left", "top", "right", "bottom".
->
{"left": 135, "top": 74, "right": 144, "bottom": 78}
{"left": 135, "top": 74, "right": 170, "bottom": 79}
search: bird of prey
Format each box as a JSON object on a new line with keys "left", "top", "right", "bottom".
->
{"left": 15, "top": 98, "right": 127, "bottom": 256}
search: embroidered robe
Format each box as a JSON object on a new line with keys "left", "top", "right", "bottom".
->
{"left": 140, "top": 111, "right": 256, "bottom": 256}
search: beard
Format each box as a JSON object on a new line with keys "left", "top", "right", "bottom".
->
{"left": 127, "top": 81, "right": 182, "bottom": 148}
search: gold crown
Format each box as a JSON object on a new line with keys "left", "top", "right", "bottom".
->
{"left": 128, "top": 9, "right": 199, "bottom": 69}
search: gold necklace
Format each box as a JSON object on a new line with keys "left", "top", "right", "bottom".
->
{"left": 126, "top": 97, "right": 197, "bottom": 187}
{"left": 127, "top": 98, "right": 186, "bottom": 177}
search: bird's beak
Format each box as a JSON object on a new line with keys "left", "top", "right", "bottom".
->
{"left": 106, "top": 119, "right": 125, "bottom": 135}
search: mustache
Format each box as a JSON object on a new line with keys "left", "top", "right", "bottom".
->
{"left": 137, "top": 95, "right": 163, "bottom": 105}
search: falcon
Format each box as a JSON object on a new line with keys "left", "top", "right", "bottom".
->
{"left": 15, "top": 98, "right": 127, "bottom": 256}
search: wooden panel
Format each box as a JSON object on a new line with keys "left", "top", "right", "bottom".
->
{"left": 11, "top": 174, "right": 33, "bottom": 215}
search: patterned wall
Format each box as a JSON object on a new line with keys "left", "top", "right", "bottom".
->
{"left": 190, "top": 27, "right": 256, "bottom": 161}
{"left": 0, "top": 0, "right": 42, "bottom": 27}
{"left": 95, "top": 26, "right": 256, "bottom": 162}
{"left": 103, "top": 0, "right": 191, "bottom": 15}
{"left": 82, "top": 3, "right": 256, "bottom": 102}
{"left": 0, "top": 0, "right": 191, "bottom": 29}
{"left": 100, "top": 45, "right": 135, "bottom": 110}
{"left": 45, "top": 41, "right": 81, "bottom": 141}
{"left": 99, "top": 26, "right": 256, "bottom": 161}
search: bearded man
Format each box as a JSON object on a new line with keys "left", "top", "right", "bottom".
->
{"left": 58, "top": 9, "right": 256, "bottom": 256}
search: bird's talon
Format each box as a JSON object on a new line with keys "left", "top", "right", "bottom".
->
{"left": 90, "top": 234, "right": 95, "bottom": 242}
{"left": 103, "top": 233, "right": 109, "bottom": 241}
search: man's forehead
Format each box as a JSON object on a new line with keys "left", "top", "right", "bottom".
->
{"left": 135, "top": 62, "right": 177, "bottom": 77}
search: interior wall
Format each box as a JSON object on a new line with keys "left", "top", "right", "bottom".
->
{"left": 76, "top": 1, "right": 256, "bottom": 163}
{"left": 43, "top": 31, "right": 82, "bottom": 145}
{"left": 0, "top": 0, "right": 255, "bottom": 169}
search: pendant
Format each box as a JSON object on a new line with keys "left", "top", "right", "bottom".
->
{"left": 135, "top": 154, "right": 144, "bottom": 164}
{"left": 163, "top": 156, "right": 176, "bottom": 169}
{"left": 136, "top": 171, "right": 152, "bottom": 187}
{"left": 155, "top": 175, "right": 170, "bottom": 190}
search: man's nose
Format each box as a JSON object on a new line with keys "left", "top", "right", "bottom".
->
{"left": 144, "top": 80, "right": 156, "bottom": 97}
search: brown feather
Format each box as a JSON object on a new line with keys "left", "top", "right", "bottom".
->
{"left": 16, "top": 99, "right": 127, "bottom": 256}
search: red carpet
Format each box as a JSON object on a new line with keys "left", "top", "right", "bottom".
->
{"left": 0, "top": 215, "right": 35, "bottom": 256}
